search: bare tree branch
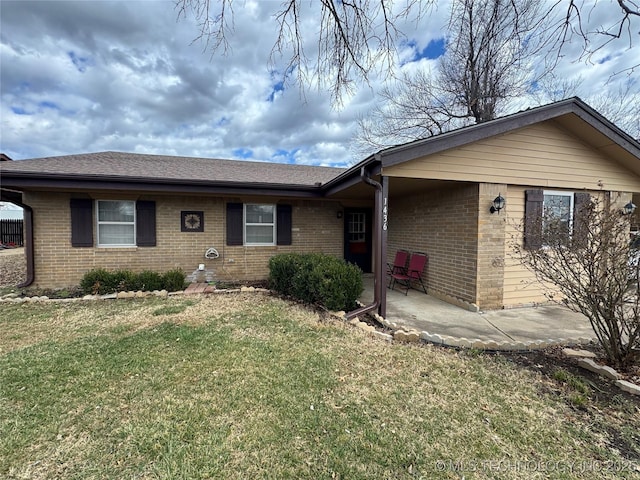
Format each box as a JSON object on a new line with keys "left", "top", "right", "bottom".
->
{"left": 175, "top": 0, "right": 638, "bottom": 103}
{"left": 512, "top": 194, "right": 640, "bottom": 369}
{"left": 175, "top": 0, "right": 431, "bottom": 104}
{"left": 544, "top": 0, "right": 639, "bottom": 74}
{"left": 532, "top": 72, "right": 640, "bottom": 141}
{"left": 355, "top": 0, "right": 550, "bottom": 154}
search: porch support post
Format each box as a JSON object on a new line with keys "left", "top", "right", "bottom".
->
{"left": 379, "top": 176, "right": 389, "bottom": 318}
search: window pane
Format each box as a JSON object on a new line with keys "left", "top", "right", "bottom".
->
{"left": 246, "top": 225, "right": 274, "bottom": 244}
{"left": 98, "top": 224, "right": 135, "bottom": 245}
{"left": 99, "top": 201, "right": 134, "bottom": 222}
{"left": 246, "top": 205, "right": 274, "bottom": 224}
{"left": 544, "top": 195, "right": 571, "bottom": 222}
{"left": 348, "top": 213, "right": 366, "bottom": 242}
{"left": 544, "top": 194, "right": 572, "bottom": 237}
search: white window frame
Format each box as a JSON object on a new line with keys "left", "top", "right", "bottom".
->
{"left": 244, "top": 204, "right": 276, "bottom": 246}
{"left": 96, "top": 200, "right": 136, "bottom": 247}
{"left": 543, "top": 190, "right": 574, "bottom": 236}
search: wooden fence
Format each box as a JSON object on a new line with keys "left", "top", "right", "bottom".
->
{"left": 0, "top": 219, "right": 24, "bottom": 246}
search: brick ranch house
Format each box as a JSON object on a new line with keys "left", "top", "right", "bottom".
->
{"left": 2, "top": 97, "right": 640, "bottom": 318}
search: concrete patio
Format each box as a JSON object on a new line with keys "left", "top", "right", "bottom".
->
{"left": 360, "top": 275, "right": 596, "bottom": 348}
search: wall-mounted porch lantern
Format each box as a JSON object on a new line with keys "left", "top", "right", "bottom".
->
{"left": 622, "top": 201, "right": 637, "bottom": 216}
{"left": 337, "top": 211, "right": 343, "bottom": 219}
{"left": 490, "top": 193, "right": 505, "bottom": 214}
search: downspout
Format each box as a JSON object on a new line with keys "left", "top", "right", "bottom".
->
{"left": 346, "top": 164, "right": 383, "bottom": 319}
{"left": 10, "top": 199, "right": 34, "bottom": 287}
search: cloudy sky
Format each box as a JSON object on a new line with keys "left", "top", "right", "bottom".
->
{"left": 1, "top": 0, "right": 638, "bottom": 167}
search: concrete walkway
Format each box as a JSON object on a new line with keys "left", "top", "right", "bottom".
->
{"left": 360, "top": 275, "right": 596, "bottom": 349}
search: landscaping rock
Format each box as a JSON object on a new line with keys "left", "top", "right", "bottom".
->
{"left": 394, "top": 330, "right": 419, "bottom": 343}
{"left": 615, "top": 379, "right": 640, "bottom": 396}
{"left": 117, "top": 291, "right": 135, "bottom": 299}
{"left": 562, "top": 348, "right": 597, "bottom": 359}
{"left": 577, "top": 358, "right": 620, "bottom": 381}
{"left": 240, "top": 286, "right": 255, "bottom": 292}
{"left": 482, "top": 341, "right": 500, "bottom": 350}
{"left": 407, "top": 330, "right": 420, "bottom": 342}
{"left": 450, "top": 337, "right": 472, "bottom": 348}
{"left": 372, "top": 331, "right": 393, "bottom": 342}
{"left": 360, "top": 324, "right": 377, "bottom": 333}
{"left": 421, "top": 332, "right": 443, "bottom": 345}
{"left": 394, "top": 330, "right": 408, "bottom": 342}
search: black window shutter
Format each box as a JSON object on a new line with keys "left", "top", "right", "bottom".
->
{"left": 70, "top": 198, "right": 93, "bottom": 247}
{"left": 276, "top": 204, "right": 292, "bottom": 246}
{"left": 524, "top": 189, "right": 544, "bottom": 250}
{"left": 136, "top": 201, "right": 156, "bottom": 247}
{"left": 227, "top": 203, "right": 243, "bottom": 246}
{"left": 573, "top": 192, "right": 591, "bottom": 246}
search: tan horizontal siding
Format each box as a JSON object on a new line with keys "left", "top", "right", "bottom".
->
{"left": 503, "top": 185, "right": 547, "bottom": 307}
{"left": 502, "top": 186, "right": 547, "bottom": 306}
{"left": 384, "top": 122, "right": 640, "bottom": 192}
{"left": 502, "top": 187, "right": 617, "bottom": 307}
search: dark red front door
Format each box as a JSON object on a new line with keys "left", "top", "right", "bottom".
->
{"left": 344, "top": 208, "right": 372, "bottom": 272}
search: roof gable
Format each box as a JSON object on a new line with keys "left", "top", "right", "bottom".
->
{"left": 383, "top": 120, "right": 640, "bottom": 192}
{"left": 379, "top": 97, "right": 640, "bottom": 171}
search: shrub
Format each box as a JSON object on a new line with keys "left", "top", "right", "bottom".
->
{"left": 269, "top": 253, "right": 363, "bottom": 311}
{"left": 80, "top": 267, "right": 186, "bottom": 295}
{"left": 137, "top": 270, "right": 164, "bottom": 292}
{"left": 268, "top": 253, "right": 302, "bottom": 296}
{"left": 112, "top": 270, "right": 137, "bottom": 292}
{"left": 162, "top": 268, "right": 187, "bottom": 292}
{"left": 80, "top": 268, "right": 113, "bottom": 295}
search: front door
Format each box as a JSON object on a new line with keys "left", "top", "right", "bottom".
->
{"left": 344, "top": 208, "right": 372, "bottom": 272}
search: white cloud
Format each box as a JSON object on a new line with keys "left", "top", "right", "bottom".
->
{"left": 0, "top": 0, "right": 638, "bottom": 166}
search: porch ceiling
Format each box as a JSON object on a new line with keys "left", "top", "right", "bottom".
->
{"left": 387, "top": 178, "right": 462, "bottom": 198}
{"left": 327, "top": 177, "right": 463, "bottom": 201}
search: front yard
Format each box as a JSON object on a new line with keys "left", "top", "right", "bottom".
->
{"left": 1, "top": 294, "right": 639, "bottom": 479}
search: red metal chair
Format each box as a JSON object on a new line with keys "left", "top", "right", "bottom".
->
{"left": 387, "top": 249, "right": 409, "bottom": 285}
{"left": 389, "top": 252, "right": 428, "bottom": 295}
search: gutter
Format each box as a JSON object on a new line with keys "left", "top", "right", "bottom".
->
{"left": 346, "top": 164, "right": 384, "bottom": 319}
{"left": 0, "top": 172, "right": 325, "bottom": 198}
{"left": 18, "top": 203, "right": 34, "bottom": 287}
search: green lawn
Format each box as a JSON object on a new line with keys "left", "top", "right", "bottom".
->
{"left": 1, "top": 294, "right": 639, "bottom": 479}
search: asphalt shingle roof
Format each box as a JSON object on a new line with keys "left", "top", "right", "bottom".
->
{"left": 0, "top": 151, "right": 346, "bottom": 187}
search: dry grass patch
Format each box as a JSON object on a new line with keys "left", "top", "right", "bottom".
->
{"left": 1, "top": 294, "right": 639, "bottom": 479}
